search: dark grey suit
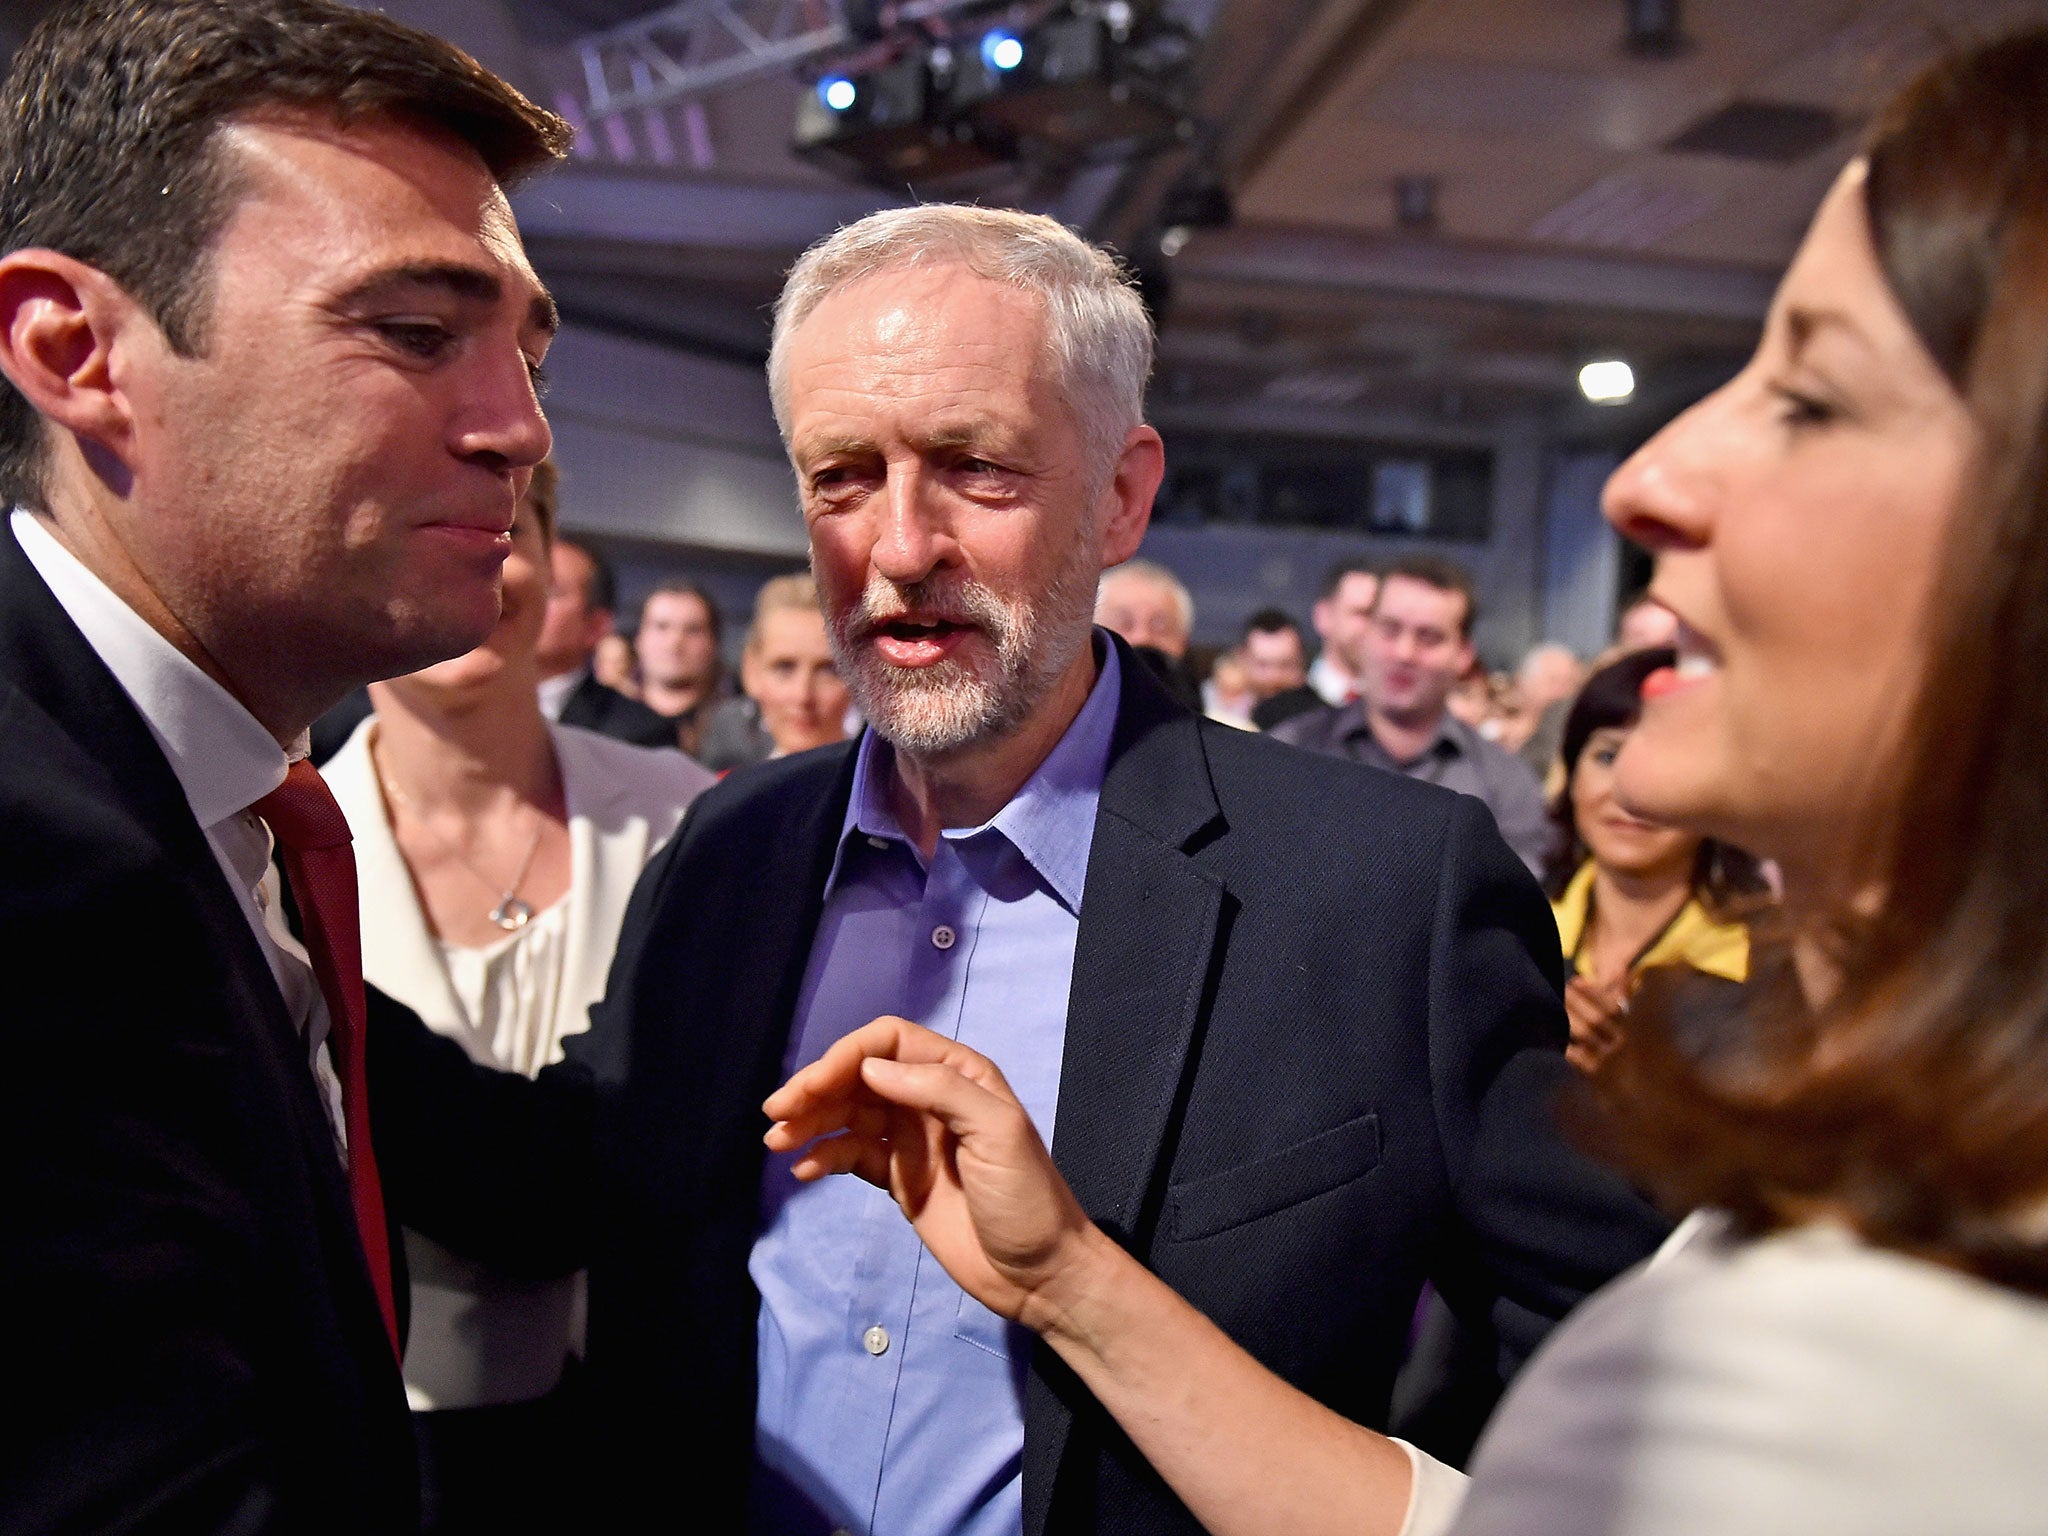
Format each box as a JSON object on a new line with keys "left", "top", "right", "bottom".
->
{"left": 0, "top": 524, "right": 417, "bottom": 1532}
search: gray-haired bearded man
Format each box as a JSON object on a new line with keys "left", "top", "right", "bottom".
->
{"left": 382, "top": 204, "right": 1664, "bottom": 1536}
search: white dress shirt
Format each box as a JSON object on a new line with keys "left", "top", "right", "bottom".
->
{"left": 11, "top": 508, "right": 347, "bottom": 1155}
{"left": 535, "top": 664, "right": 583, "bottom": 722}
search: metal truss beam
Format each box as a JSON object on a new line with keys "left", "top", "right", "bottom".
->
{"left": 572, "top": 0, "right": 994, "bottom": 114}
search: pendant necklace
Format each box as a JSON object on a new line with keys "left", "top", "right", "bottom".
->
{"left": 376, "top": 761, "right": 548, "bottom": 933}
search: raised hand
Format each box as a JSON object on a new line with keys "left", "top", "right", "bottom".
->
{"left": 763, "top": 1016, "right": 1103, "bottom": 1331}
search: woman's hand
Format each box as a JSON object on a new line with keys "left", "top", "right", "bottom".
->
{"left": 1565, "top": 974, "right": 1631, "bottom": 1074}
{"left": 763, "top": 1016, "right": 1106, "bottom": 1334}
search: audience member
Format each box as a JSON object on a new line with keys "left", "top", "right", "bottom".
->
{"left": 376, "top": 203, "right": 1661, "bottom": 1535}
{"left": 1201, "top": 647, "right": 1257, "bottom": 728}
{"left": 1614, "top": 590, "right": 1679, "bottom": 652}
{"left": 761, "top": 30, "right": 2048, "bottom": 1536}
{"left": 1237, "top": 605, "right": 1309, "bottom": 710}
{"left": 1508, "top": 640, "right": 1586, "bottom": 772}
{"left": 1095, "top": 557, "right": 1192, "bottom": 658}
{"left": 1543, "top": 647, "right": 1766, "bottom": 1073}
{"left": 698, "top": 572, "right": 851, "bottom": 772}
{"left": 633, "top": 579, "right": 727, "bottom": 753}
{"left": 324, "top": 469, "right": 712, "bottom": 1533}
{"left": 1273, "top": 558, "right": 1551, "bottom": 873}
{"left": 0, "top": 2, "right": 565, "bottom": 1526}
{"left": 592, "top": 631, "right": 639, "bottom": 696}
{"left": 534, "top": 500, "right": 678, "bottom": 748}
{"left": 1309, "top": 559, "right": 1380, "bottom": 705}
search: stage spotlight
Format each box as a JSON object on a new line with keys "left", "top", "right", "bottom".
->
{"left": 1578, "top": 359, "right": 1636, "bottom": 404}
{"left": 819, "top": 76, "right": 857, "bottom": 111}
{"left": 981, "top": 30, "right": 1024, "bottom": 71}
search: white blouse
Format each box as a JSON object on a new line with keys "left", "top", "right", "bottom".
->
{"left": 436, "top": 897, "right": 573, "bottom": 1080}
{"left": 1399, "top": 1213, "right": 2048, "bottom": 1536}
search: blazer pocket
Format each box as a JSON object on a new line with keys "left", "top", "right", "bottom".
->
{"left": 1163, "top": 1112, "right": 1382, "bottom": 1243}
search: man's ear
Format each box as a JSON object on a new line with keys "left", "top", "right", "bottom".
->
{"left": 0, "top": 249, "right": 142, "bottom": 459}
{"left": 1098, "top": 423, "right": 1164, "bottom": 569}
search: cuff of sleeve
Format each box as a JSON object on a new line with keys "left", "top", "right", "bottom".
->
{"left": 1392, "top": 1438, "right": 1471, "bottom": 1536}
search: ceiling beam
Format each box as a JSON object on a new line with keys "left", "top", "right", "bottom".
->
{"left": 1171, "top": 223, "right": 1778, "bottom": 323}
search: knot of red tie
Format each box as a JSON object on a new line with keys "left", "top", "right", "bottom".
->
{"left": 252, "top": 756, "right": 400, "bottom": 1363}
{"left": 253, "top": 757, "right": 352, "bottom": 850}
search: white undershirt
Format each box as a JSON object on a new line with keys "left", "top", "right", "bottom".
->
{"left": 13, "top": 509, "right": 347, "bottom": 1158}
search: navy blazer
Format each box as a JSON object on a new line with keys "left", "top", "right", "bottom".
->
{"left": 0, "top": 524, "right": 416, "bottom": 1532}
{"left": 380, "top": 636, "right": 1666, "bottom": 1534}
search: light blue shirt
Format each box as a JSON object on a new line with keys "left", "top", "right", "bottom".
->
{"left": 749, "top": 640, "right": 1122, "bottom": 1536}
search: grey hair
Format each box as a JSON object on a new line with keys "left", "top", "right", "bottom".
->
{"left": 1096, "top": 558, "right": 1193, "bottom": 634}
{"left": 768, "top": 204, "right": 1154, "bottom": 478}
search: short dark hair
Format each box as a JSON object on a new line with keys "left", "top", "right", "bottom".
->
{"left": 1321, "top": 558, "right": 1379, "bottom": 599}
{"left": 642, "top": 580, "right": 723, "bottom": 646}
{"left": 0, "top": 0, "right": 570, "bottom": 506}
{"left": 1241, "top": 607, "right": 1302, "bottom": 645}
{"left": 556, "top": 533, "right": 619, "bottom": 615}
{"left": 1375, "top": 555, "right": 1477, "bottom": 639}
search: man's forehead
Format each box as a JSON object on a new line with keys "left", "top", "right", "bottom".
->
{"left": 212, "top": 112, "right": 539, "bottom": 288}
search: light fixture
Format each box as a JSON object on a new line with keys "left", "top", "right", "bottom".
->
{"left": 980, "top": 29, "right": 1025, "bottom": 71}
{"left": 1578, "top": 358, "right": 1636, "bottom": 404}
{"left": 819, "top": 75, "right": 857, "bottom": 111}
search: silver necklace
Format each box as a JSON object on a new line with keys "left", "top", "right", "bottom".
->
{"left": 375, "top": 760, "right": 548, "bottom": 932}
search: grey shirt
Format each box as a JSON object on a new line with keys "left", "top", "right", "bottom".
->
{"left": 1271, "top": 701, "right": 1552, "bottom": 875}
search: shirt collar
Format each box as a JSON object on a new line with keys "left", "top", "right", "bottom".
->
{"left": 1339, "top": 699, "right": 1468, "bottom": 761}
{"left": 13, "top": 509, "right": 288, "bottom": 828}
{"left": 828, "top": 634, "right": 1122, "bottom": 914}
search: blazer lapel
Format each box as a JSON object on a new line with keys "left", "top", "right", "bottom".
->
{"left": 1025, "top": 644, "right": 1226, "bottom": 1536}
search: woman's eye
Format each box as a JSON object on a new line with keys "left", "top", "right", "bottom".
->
{"left": 1592, "top": 743, "right": 1622, "bottom": 766}
{"left": 525, "top": 357, "right": 550, "bottom": 400}
{"left": 1773, "top": 387, "right": 1836, "bottom": 429}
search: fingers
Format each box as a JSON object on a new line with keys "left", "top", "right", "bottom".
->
{"left": 763, "top": 1015, "right": 1022, "bottom": 1132}
{"left": 858, "top": 1056, "right": 1034, "bottom": 1152}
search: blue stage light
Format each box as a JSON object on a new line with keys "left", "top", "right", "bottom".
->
{"left": 981, "top": 30, "right": 1025, "bottom": 70}
{"left": 819, "top": 76, "right": 857, "bottom": 111}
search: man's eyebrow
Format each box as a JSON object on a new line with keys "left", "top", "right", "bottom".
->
{"left": 335, "top": 262, "right": 559, "bottom": 336}
{"left": 794, "top": 432, "right": 876, "bottom": 463}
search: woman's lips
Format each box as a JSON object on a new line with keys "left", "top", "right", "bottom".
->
{"left": 1641, "top": 611, "right": 1721, "bottom": 700}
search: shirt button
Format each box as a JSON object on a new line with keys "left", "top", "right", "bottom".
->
{"left": 867, "top": 835, "right": 889, "bottom": 850}
{"left": 931, "top": 924, "right": 956, "bottom": 951}
{"left": 862, "top": 1324, "right": 890, "bottom": 1356}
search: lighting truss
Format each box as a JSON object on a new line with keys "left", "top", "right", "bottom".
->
{"left": 572, "top": 0, "right": 999, "bottom": 115}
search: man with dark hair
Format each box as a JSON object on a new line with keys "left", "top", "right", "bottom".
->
{"left": 536, "top": 516, "right": 680, "bottom": 748}
{"left": 635, "top": 578, "right": 729, "bottom": 753}
{"left": 1236, "top": 606, "right": 1308, "bottom": 703}
{"left": 0, "top": 1, "right": 564, "bottom": 1526}
{"left": 1273, "top": 556, "right": 1551, "bottom": 873}
{"left": 1249, "top": 561, "right": 1378, "bottom": 731}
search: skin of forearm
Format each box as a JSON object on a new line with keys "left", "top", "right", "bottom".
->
{"left": 1023, "top": 1222, "right": 1416, "bottom": 1536}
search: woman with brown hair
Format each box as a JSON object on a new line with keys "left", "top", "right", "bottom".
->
{"left": 761, "top": 28, "right": 2048, "bottom": 1536}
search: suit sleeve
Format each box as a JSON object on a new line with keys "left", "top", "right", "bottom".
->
{"left": 1421, "top": 795, "right": 1668, "bottom": 1368}
{"left": 367, "top": 986, "right": 594, "bottom": 1279}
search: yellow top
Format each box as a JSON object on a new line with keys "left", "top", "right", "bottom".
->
{"left": 1551, "top": 859, "right": 1749, "bottom": 986}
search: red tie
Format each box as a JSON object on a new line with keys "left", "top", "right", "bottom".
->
{"left": 254, "top": 758, "right": 400, "bottom": 1362}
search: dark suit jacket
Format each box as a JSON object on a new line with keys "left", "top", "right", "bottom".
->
{"left": 381, "top": 636, "right": 1665, "bottom": 1534}
{"left": 0, "top": 525, "right": 417, "bottom": 1532}
{"left": 556, "top": 670, "right": 684, "bottom": 750}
